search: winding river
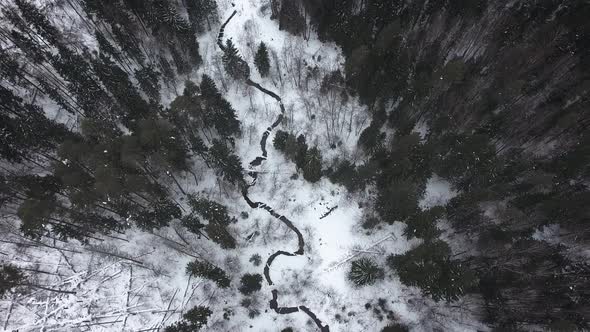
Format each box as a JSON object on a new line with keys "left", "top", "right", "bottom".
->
{"left": 218, "top": 10, "right": 330, "bottom": 332}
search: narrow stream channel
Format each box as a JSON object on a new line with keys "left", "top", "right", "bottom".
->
{"left": 218, "top": 10, "right": 330, "bottom": 332}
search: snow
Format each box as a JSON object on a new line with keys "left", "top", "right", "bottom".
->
{"left": 0, "top": 0, "right": 485, "bottom": 331}
{"left": 419, "top": 174, "right": 458, "bottom": 209}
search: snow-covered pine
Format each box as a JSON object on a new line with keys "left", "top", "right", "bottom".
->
{"left": 347, "top": 258, "right": 384, "bottom": 286}
{"left": 222, "top": 39, "right": 250, "bottom": 80}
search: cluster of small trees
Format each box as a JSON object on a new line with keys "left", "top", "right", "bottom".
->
{"left": 273, "top": 130, "right": 323, "bottom": 182}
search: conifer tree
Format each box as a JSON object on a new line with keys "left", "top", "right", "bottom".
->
{"left": 273, "top": 130, "right": 289, "bottom": 151}
{"left": 51, "top": 44, "right": 113, "bottom": 118}
{"left": 0, "top": 264, "right": 25, "bottom": 298}
{"left": 135, "top": 65, "right": 161, "bottom": 103}
{"left": 208, "top": 140, "right": 244, "bottom": 186}
{"left": 348, "top": 258, "right": 384, "bottom": 286}
{"left": 92, "top": 54, "right": 151, "bottom": 126}
{"left": 188, "top": 195, "right": 236, "bottom": 248}
{"left": 222, "top": 39, "right": 250, "bottom": 80}
{"left": 239, "top": 273, "right": 263, "bottom": 295}
{"left": 188, "top": 196, "right": 233, "bottom": 225}
{"left": 204, "top": 222, "right": 236, "bottom": 249}
{"left": 388, "top": 240, "right": 476, "bottom": 302}
{"left": 186, "top": 0, "right": 219, "bottom": 33}
{"left": 14, "top": 0, "right": 61, "bottom": 45}
{"left": 186, "top": 260, "right": 230, "bottom": 288}
{"left": 254, "top": 42, "right": 270, "bottom": 77}
{"left": 170, "top": 45, "right": 190, "bottom": 75}
{"left": 164, "top": 306, "right": 212, "bottom": 331}
{"left": 294, "top": 134, "right": 308, "bottom": 170}
{"left": 382, "top": 324, "right": 409, "bottom": 332}
{"left": 0, "top": 86, "right": 76, "bottom": 163}
{"left": 181, "top": 214, "right": 205, "bottom": 236}
{"left": 303, "top": 147, "right": 323, "bottom": 183}
{"left": 199, "top": 75, "right": 241, "bottom": 137}
{"left": 404, "top": 206, "right": 444, "bottom": 240}
{"left": 376, "top": 180, "right": 420, "bottom": 223}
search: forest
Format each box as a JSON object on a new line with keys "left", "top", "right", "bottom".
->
{"left": 0, "top": 0, "right": 588, "bottom": 331}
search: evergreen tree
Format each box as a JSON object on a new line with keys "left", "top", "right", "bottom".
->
{"left": 0, "top": 86, "right": 75, "bottom": 163}
{"left": 273, "top": 130, "right": 289, "bottom": 151}
{"left": 164, "top": 305, "right": 211, "bottom": 331}
{"left": 181, "top": 214, "right": 205, "bottom": 236}
{"left": 51, "top": 44, "right": 113, "bottom": 118}
{"left": 188, "top": 196, "right": 233, "bottom": 225}
{"left": 238, "top": 273, "right": 263, "bottom": 295}
{"left": 137, "top": 117, "right": 190, "bottom": 173}
{"left": 358, "top": 122, "right": 385, "bottom": 153}
{"left": 208, "top": 140, "right": 244, "bottom": 186}
{"left": 388, "top": 240, "right": 476, "bottom": 302}
{"left": 278, "top": 0, "right": 305, "bottom": 35}
{"left": 92, "top": 54, "right": 151, "bottom": 126}
{"left": 135, "top": 65, "right": 161, "bottom": 103}
{"left": 0, "top": 264, "right": 26, "bottom": 298}
{"left": 204, "top": 222, "right": 236, "bottom": 249}
{"left": 404, "top": 206, "right": 445, "bottom": 240}
{"left": 382, "top": 324, "right": 409, "bottom": 332}
{"left": 347, "top": 258, "right": 384, "bottom": 286}
{"left": 159, "top": 55, "right": 176, "bottom": 83}
{"left": 303, "top": 146, "right": 323, "bottom": 183}
{"left": 254, "top": 42, "right": 270, "bottom": 77}
{"left": 14, "top": 0, "right": 61, "bottom": 45}
{"left": 111, "top": 24, "right": 145, "bottom": 64}
{"left": 328, "top": 160, "right": 364, "bottom": 192}
{"left": 376, "top": 180, "right": 420, "bottom": 223}
{"left": 186, "top": 0, "right": 219, "bottom": 33}
{"left": 199, "top": 75, "right": 241, "bottom": 137}
{"left": 222, "top": 39, "right": 250, "bottom": 80}
{"left": 187, "top": 195, "right": 236, "bottom": 248}
{"left": 170, "top": 45, "right": 190, "bottom": 75}
{"left": 186, "top": 260, "right": 230, "bottom": 288}
{"left": 294, "top": 134, "right": 308, "bottom": 170}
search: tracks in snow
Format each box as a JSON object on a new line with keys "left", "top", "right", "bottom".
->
{"left": 218, "top": 9, "right": 330, "bottom": 332}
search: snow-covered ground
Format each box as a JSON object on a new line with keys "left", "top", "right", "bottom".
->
{"left": 0, "top": 0, "right": 488, "bottom": 331}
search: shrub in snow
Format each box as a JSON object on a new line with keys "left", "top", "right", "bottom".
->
{"left": 239, "top": 273, "right": 263, "bottom": 295}
{"left": 347, "top": 258, "right": 384, "bottom": 286}
{"left": 186, "top": 260, "right": 230, "bottom": 288}
{"left": 249, "top": 254, "right": 262, "bottom": 266}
